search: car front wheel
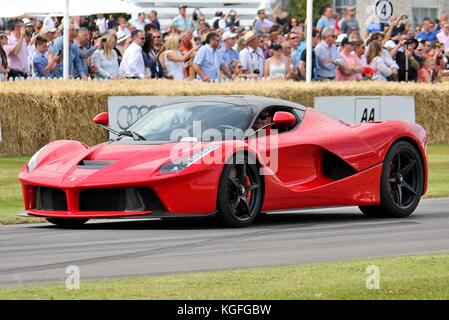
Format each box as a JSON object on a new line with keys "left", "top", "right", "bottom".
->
{"left": 217, "top": 154, "right": 263, "bottom": 227}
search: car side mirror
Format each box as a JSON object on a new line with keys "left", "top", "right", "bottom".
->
{"left": 273, "top": 111, "right": 296, "bottom": 127}
{"left": 93, "top": 112, "right": 109, "bottom": 127}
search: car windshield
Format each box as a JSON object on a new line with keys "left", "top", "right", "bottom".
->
{"left": 126, "top": 102, "right": 252, "bottom": 142}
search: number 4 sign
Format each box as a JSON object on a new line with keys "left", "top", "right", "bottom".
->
{"left": 375, "top": 0, "right": 394, "bottom": 22}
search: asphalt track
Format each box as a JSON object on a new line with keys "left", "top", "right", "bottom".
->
{"left": 0, "top": 198, "right": 448, "bottom": 288}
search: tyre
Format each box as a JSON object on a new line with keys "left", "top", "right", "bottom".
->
{"left": 46, "top": 218, "right": 89, "bottom": 228}
{"left": 359, "top": 141, "right": 424, "bottom": 218}
{"left": 216, "top": 153, "right": 263, "bottom": 227}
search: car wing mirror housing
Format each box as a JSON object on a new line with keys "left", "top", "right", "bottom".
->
{"left": 272, "top": 111, "right": 296, "bottom": 127}
{"left": 93, "top": 112, "right": 109, "bottom": 127}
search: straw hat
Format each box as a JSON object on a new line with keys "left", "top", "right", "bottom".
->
{"left": 243, "top": 31, "right": 258, "bottom": 44}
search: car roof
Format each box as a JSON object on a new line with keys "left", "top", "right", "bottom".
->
{"left": 165, "top": 95, "right": 306, "bottom": 112}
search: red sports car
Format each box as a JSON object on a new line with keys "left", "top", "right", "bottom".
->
{"left": 19, "top": 96, "right": 427, "bottom": 227}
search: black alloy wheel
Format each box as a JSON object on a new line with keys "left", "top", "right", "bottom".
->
{"left": 217, "top": 154, "right": 263, "bottom": 227}
{"left": 359, "top": 141, "right": 424, "bottom": 218}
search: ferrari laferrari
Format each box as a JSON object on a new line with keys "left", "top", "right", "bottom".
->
{"left": 19, "top": 96, "right": 427, "bottom": 227}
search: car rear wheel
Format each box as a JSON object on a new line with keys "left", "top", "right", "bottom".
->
{"left": 359, "top": 141, "right": 424, "bottom": 218}
{"left": 46, "top": 218, "right": 89, "bottom": 228}
{"left": 217, "top": 154, "right": 263, "bottom": 227}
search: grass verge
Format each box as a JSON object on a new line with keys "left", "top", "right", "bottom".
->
{"left": 0, "top": 253, "right": 448, "bottom": 299}
{"left": 1, "top": 145, "right": 448, "bottom": 224}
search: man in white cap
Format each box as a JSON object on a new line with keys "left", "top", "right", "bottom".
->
{"left": 219, "top": 31, "right": 239, "bottom": 77}
{"left": 239, "top": 31, "right": 264, "bottom": 78}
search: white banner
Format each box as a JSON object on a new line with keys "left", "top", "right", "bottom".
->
{"left": 314, "top": 96, "right": 415, "bottom": 124}
{"left": 107, "top": 96, "right": 182, "bottom": 139}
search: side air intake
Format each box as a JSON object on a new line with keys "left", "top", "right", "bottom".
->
{"left": 322, "top": 152, "right": 357, "bottom": 180}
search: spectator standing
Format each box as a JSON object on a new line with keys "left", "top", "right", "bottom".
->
{"left": 4, "top": 20, "right": 29, "bottom": 78}
{"left": 172, "top": 5, "right": 193, "bottom": 32}
{"left": 92, "top": 35, "right": 119, "bottom": 79}
{"left": 148, "top": 10, "right": 160, "bottom": 31}
{"left": 220, "top": 31, "right": 239, "bottom": 78}
{"left": 315, "top": 27, "right": 344, "bottom": 81}
{"left": 416, "top": 18, "right": 438, "bottom": 42}
{"left": 151, "top": 30, "right": 163, "bottom": 52}
{"left": 142, "top": 33, "right": 163, "bottom": 79}
{"left": 193, "top": 32, "right": 221, "bottom": 82}
{"left": 263, "top": 43, "right": 289, "bottom": 80}
{"left": 226, "top": 10, "right": 240, "bottom": 29}
{"left": 336, "top": 38, "right": 362, "bottom": 81}
{"left": 162, "top": 34, "right": 195, "bottom": 80}
{"left": 353, "top": 40, "right": 366, "bottom": 67}
{"left": 272, "top": 3, "right": 290, "bottom": 34}
{"left": 366, "top": 41, "right": 394, "bottom": 81}
{"left": 338, "top": 6, "right": 359, "bottom": 34}
{"left": 0, "top": 32, "right": 9, "bottom": 81}
{"left": 119, "top": 30, "right": 146, "bottom": 79}
{"left": 298, "top": 29, "right": 320, "bottom": 81}
{"left": 396, "top": 35, "right": 421, "bottom": 82}
{"left": 254, "top": 9, "right": 274, "bottom": 34}
{"left": 418, "top": 57, "right": 435, "bottom": 82}
{"left": 117, "top": 16, "right": 131, "bottom": 39}
{"left": 287, "top": 32, "right": 302, "bottom": 64}
{"left": 43, "top": 16, "right": 55, "bottom": 29}
{"left": 239, "top": 31, "right": 265, "bottom": 78}
{"left": 210, "top": 12, "right": 227, "bottom": 30}
{"left": 31, "top": 36, "right": 58, "bottom": 78}
{"left": 316, "top": 6, "right": 336, "bottom": 32}
{"left": 73, "top": 28, "right": 98, "bottom": 78}
{"left": 95, "top": 14, "right": 109, "bottom": 35}
{"left": 437, "top": 22, "right": 449, "bottom": 52}
{"left": 134, "top": 13, "right": 148, "bottom": 31}
{"left": 51, "top": 25, "right": 86, "bottom": 79}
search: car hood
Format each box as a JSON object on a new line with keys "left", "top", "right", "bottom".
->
{"left": 30, "top": 141, "right": 217, "bottom": 187}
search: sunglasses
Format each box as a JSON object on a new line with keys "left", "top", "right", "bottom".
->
{"left": 259, "top": 114, "right": 270, "bottom": 120}
{"left": 140, "top": 37, "right": 145, "bottom": 40}
{"left": 289, "top": 36, "right": 299, "bottom": 40}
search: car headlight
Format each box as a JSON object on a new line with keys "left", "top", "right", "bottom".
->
{"left": 28, "top": 146, "right": 46, "bottom": 173}
{"left": 160, "top": 145, "right": 219, "bottom": 174}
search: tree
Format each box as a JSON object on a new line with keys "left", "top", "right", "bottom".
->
{"left": 288, "top": 0, "right": 332, "bottom": 23}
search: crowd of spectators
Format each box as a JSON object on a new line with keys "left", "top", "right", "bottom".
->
{"left": 1, "top": 3, "right": 449, "bottom": 83}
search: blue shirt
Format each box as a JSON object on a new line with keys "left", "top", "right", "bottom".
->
{"left": 316, "top": 17, "right": 336, "bottom": 30}
{"left": 220, "top": 46, "right": 239, "bottom": 69}
{"left": 314, "top": 41, "right": 344, "bottom": 78}
{"left": 51, "top": 36, "right": 85, "bottom": 78}
{"left": 193, "top": 44, "right": 221, "bottom": 81}
{"left": 293, "top": 41, "right": 306, "bottom": 68}
{"left": 416, "top": 31, "right": 438, "bottom": 42}
{"left": 32, "top": 51, "right": 51, "bottom": 78}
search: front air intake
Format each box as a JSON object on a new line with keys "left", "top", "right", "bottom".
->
{"left": 36, "top": 187, "right": 68, "bottom": 211}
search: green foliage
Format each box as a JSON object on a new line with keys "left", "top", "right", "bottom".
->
{"left": 288, "top": 0, "right": 332, "bottom": 22}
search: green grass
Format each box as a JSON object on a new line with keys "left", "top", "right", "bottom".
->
{"left": 1, "top": 145, "right": 448, "bottom": 225}
{"left": 0, "top": 253, "right": 448, "bottom": 299}
{"left": 427, "top": 145, "right": 449, "bottom": 198}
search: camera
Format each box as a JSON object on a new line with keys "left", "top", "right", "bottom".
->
{"left": 253, "top": 69, "right": 260, "bottom": 74}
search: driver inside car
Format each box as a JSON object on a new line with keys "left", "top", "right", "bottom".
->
{"left": 253, "top": 111, "right": 272, "bottom": 131}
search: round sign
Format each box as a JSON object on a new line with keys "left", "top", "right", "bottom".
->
{"left": 375, "top": 0, "right": 394, "bottom": 22}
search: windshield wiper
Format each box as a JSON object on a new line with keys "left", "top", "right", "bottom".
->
{"left": 118, "top": 131, "right": 147, "bottom": 141}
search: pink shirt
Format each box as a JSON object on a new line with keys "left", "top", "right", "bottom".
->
{"left": 336, "top": 51, "right": 362, "bottom": 81}
{"left": 4, "top": 33, "right": 29, "bottom": 73}
{"left": 437, "top": 31, "right": 449, "bottom": 52}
